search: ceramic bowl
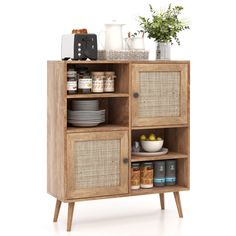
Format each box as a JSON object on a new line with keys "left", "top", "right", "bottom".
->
{"left": 141, "top": 140, "right": 164, "bottom": 152}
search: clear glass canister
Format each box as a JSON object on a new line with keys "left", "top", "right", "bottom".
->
{"left": 140, "top": 162, "right": 153, "bottom": 189}
{"left": 67, "top": 69, "right": 77, "bottom": 94}
{"left": 104, "top": 71, "right": 116, "bottom": 92}
{"left": 131, "top": 163, "right": 141, "bottom": 190}
{"left": 91, "top": 72, "right": 105, "bottom": 93}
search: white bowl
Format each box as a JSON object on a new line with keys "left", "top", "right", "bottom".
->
{"left": 141, "top": 140, "right": 164, "bottom": 152}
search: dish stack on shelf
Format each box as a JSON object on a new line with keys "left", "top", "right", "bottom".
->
{"left": 68, "top": 100, "right": 105, "bottom": 127}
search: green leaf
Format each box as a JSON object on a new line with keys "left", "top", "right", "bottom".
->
{"left": 137, "top": 4, "right": 190, "bottom": 45}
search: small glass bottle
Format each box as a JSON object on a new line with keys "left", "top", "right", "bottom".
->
{"left": 131, "top": 163, "right": 141, "bottom": 190}
{"left": 67, "top": 69, "right": 77, "bottom": 94}
{"left": 132, "top": 141, "right": 141, "bottom": 152}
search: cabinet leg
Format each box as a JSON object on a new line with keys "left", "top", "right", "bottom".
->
{"left": 53, "top": 199, "right": 62, "bottom": 222}
{"left": 159, "top": 193, "right": 165, "bottom": 210}
{"left": 173, "top": 192, "right": 183, "bottom": 218}
{"left": 67, "top": 202, "right": 75, "bottom": 231}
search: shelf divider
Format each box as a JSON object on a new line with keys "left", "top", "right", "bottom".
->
{"left": 67, "top": 93, "right": 129, "bottom": 99}
{"left": 67, "top": 124, "right": 129, "bottom": 133}
{"left": 130, "top": 185, "right": 188, "bottom": 196}
{"left": 131, "top": 152, "right": 188, "bottom": 162}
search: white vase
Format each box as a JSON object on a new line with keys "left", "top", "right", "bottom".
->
{"left": 156, "top": 42, "right": 171, "bottom": 60}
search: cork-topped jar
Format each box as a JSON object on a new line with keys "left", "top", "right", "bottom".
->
{"left": 91, "top": 72, "right": 105, "bottom": 93}
{"left": 104, "top": 71, "right": 116, "bottom": 92}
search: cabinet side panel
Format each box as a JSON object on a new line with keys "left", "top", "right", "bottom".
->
{"left": 47, "top": 61, "right": 66, "bottom": 200}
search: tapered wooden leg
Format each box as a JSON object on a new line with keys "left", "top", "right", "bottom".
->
{"left": 67, "top": 202, "right": 75, "bottom": 232}
{"left": 174, "top": 192, "right": 183, "bottom": 218}
{"left": 159, "top": 193, "right": 165, "bottom": 210}
{"left": 53, "top": 199, "right": 62, "bottom": 222}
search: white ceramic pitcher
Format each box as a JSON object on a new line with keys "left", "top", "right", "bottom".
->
{"left": 102, "top": 21, "right": 125, "bottom": 50}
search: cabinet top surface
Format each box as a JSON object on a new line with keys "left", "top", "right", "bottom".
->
{"left": 47, "top": 60, "right": 190, "bottom": 64}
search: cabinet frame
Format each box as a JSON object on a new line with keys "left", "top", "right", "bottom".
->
{"left": 47, "top": 60, "right": 190, "bottom": 231}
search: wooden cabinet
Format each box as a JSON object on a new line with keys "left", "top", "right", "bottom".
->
{"left": 66, "top": 131, "right": 129, "bottom": 199}
{"left": 47, "top": 60, "right": 190, "bottom": 231}
{"left": 132, "top": 63, "right": 189, "bottom": 127}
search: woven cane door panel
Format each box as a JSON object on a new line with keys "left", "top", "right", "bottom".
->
{"left": 138, "top": 72, "right": 180, "bottom": 117}
{"left": 67, "top": 131, "right": 128, "bottom": 199}
{"left": 74, "top": 139, "right": 120, "bottom": 189}
{"left": 132, "top": 64, "right": 188, "bottom": 126}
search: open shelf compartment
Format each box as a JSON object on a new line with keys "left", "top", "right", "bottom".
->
{"left": 130, "top": 127, "right": 190, "bottom": 192}
{"left": 131, "top": 127, "right": 189, "bottom": 157}
{"left": 130, "top": 158, "right": 189, "bottom": 194}
{"left": 66, "top": 62, "right": 129, "bottom": 94}
{"left": 67, "top": 96, "right": 129, "bottom": 130}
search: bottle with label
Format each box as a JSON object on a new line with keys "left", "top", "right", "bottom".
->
{"left": 140, "top": 162, "right": 153, "bottom": 189}
{"left": 131, "top": 163, "right": 141, "bottom": 190}
{"left": 67, "top": 68, "right": 77, "bottom": 94}
{"left": 78, "top": 69, "right": 92, "bottom": 94}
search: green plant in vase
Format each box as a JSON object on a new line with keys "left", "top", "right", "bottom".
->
{"left": 138, "top": 4, "right": 190, "bottom": 59}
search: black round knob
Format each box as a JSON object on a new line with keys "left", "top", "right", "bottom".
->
{"left": 123, "top": 158, "right": 129, "bottom": 164}
{"left": 133, "top": 92, "right": 139, "bottom": 98}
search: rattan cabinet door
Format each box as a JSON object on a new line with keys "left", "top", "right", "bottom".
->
{"left": 66, "top": 131, "right": 128, "bottom": 199}
{"left": 132, "top": 63, "right": 189, "bottom": 127}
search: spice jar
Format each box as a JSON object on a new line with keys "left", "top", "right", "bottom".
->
{"left": 104, "top": 71, "right": 116, "bottom": 92}
{"left": 78, "top": 69, "right": 92, "bottom": 94}
{"left": 67, "top": 69, "right": 77, "bottom": 94}
{"left": 141, "top": 162, "right": 153, "bottom": 189}
{"left": 91, "top": 72, "right": 104, "bottom": 93}
{"left": 131, "top": 163, "right": 141, "bottom": 190}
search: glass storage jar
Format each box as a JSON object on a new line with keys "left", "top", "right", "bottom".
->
{"left": 67, "top": 69, "right": 77, "bottom": 94}
{"left": 131, "top": 163, "right": 141, "bottom": 190}
{"left": 78, "top": 69, "right": 92, "bottom": 94}
{"left": 91, "top": 72, "right": 105, "bottom": 93}
{"left": 140, "top": 162, "right": 153, "bottom": 189}
{"left": 104, "top": 71, "right": 116, "bottom": 92}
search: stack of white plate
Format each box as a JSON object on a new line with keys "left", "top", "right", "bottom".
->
{"left": 71, "top": 100, "right": 99, "bottom": 111}
{"left": 68, "top": 100, "right": 105, "bottom": 127}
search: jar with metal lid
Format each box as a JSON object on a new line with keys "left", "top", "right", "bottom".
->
{"left": 140, "top": 162, "right": 153, "bottom": 189}
{"left": 131, "top": 163, "right": 141, "bottom": 190}
{"left": 78, "top": 70, "right": 92, "bottom": 94}
{"left": 91, "top": 72, "right": 104, "bottom": 93}
{"left": 67, "top": 69, "right": 77, "bottom": 94}
{"left": 104, "top": 71, "right": 116, "bottom": 92}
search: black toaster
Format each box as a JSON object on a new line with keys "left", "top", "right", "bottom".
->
{"left": 61, "top": 34, "right": 97, "bottom": 60}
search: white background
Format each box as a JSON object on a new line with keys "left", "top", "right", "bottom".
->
{"left": 0, "top": 0, "right": 236, "bottom": 235}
